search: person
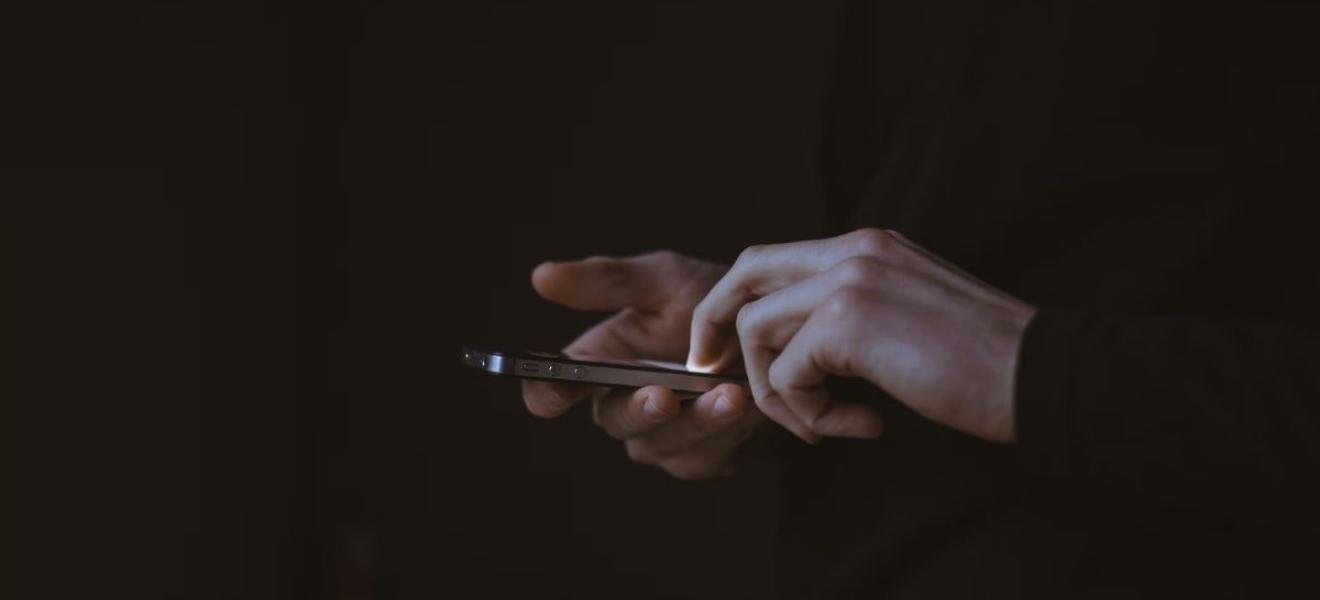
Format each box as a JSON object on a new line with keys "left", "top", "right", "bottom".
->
{"left": 523, "top": 1, "right": 1320, "bottom": 597}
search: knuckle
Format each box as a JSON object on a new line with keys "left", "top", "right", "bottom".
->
{"left": 753, "top": 385, "right": 789, "bottom": 408}
{"left": 650, "top": 249, "right": 682, "bottom": 266}
{"left": 835, "top": 256, "right": 884, "bottom": 284}
{"left": 824, "top": 287, "right": 870, "bottom": 318}
{"left": 640, "top": 249, "right": 683, "bottom": 272}
{"left": 735, "top": 244, "right": 765, "bottom": 266}
{"left": 625, "top": 440, "right": 658, "bottom": 465}
{"left": 850, "top": 227, "right": 893, "bottom": 257}
{"left": 767, "top": 362, "right": 793, "bottom": 394}
{"left": 735, "top": 302, "right": 760, "bottom": 337}
{"left": 584, "top": 254, "right": 629, "bottom": 283}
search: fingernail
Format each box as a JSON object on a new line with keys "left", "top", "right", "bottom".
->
{"left": 712, "top": 394, "right": 737, "bottom": 418}
{"left": 686, "top": 354, "right": 715, "bottom": 374}
{"left": 642, "top": 395, "right": 668, "bottom": 420}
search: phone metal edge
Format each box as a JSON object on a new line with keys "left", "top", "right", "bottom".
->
{"left": 461, "top": 347, "right": 741, "bottom": 394}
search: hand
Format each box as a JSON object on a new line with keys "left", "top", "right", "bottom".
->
{"left": 687, "top": 228, "right": 1037, "bottom": 444}
{"left": 522, "top": 251, "right": 770, "bottom": 479}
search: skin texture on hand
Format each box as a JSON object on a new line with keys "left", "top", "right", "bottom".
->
{"left": 522, "top": 251, "right": 772, "bottom": 480}
{"left": 687, "top": 229, "right": 1037, "bottom": 444}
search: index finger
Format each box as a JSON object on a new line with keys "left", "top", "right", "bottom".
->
{"left": 687, "top": 230, "right": 900, "bottom": 371}
{"left": 532, "top": 251, "right": 682, "bottom": 313}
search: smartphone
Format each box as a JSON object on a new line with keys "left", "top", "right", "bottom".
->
{"left": 461, "top": 347, "right": 745, "bottom": 394}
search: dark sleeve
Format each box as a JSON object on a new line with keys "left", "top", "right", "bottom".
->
{"left": 1015, "top": 309, "right": 1320, "bottom": 531}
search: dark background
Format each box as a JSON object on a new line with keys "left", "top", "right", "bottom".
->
{"left": 6, "top": 2, "right": 839, "bottom": 597}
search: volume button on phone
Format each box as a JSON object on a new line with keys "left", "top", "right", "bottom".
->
{"left": 572, "top": 367, "right": 586, "bottom": 379}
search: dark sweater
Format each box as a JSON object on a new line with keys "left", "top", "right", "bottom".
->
{"left": 774, "top": 1, "right": 1320, "bottom": 597}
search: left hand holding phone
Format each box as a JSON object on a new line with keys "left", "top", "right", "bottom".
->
{"left": 523, "top": 251, "right": 778, "bottom": 480}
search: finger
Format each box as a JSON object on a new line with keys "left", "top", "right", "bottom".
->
{"left": 532, "top": 251, "right": 681, "bottom": 313}
{"left": 522, "top": 379, "right": 600, "bottom": 418}
{"left": 687, "top": 230, "right": 904, "bottom": 371}
{"left": 522, "top": 312, "right": 646, "bottom": 418}
{"left": 736, "top": 256, "right": 890, "bottom": 350}
{"left": 739, "top": 330, "right": 820, "bottom": 444}
{"left": 561, "top": 311, "right": 647, "bottom": 358}
{"left": 638, "top": 406, "right": 764, "bottom": 480}
{"left": 630, "top": 383, "right": 755, "bottom": 457}
{"left": 768, "top": 309, "right": 884, "bottom": 438}
{"left": 731, "top": 258, "right": 889, "bottom": 443}
{"left": 592, "top": 385, "right": 680, "bottom": 439}
{"left": 686, "top": 239, "right": 837, "bottom": 371}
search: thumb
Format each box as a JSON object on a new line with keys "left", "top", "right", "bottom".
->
{"left": 531, "top": 253, "right": 673, "bottom": 312}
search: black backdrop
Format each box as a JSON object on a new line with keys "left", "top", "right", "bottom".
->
{"left": 6, "top": 2, "right": 838, "bottom": 597}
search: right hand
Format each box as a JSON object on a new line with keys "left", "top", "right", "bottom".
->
{"left": 523, "top": 251, "right": 771, "bottom": 480}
